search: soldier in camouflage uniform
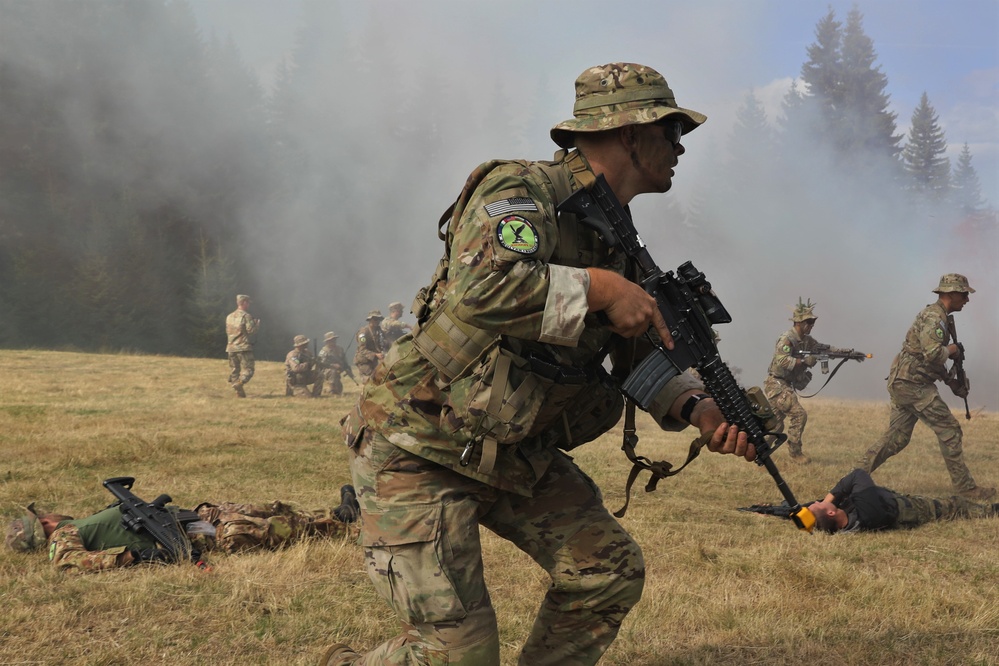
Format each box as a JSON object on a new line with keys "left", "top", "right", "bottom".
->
{"left": 763, "top": 299, "right": 856, "bottom": 464}
{"left": 353, "top": 311, "right": 385, "bottom": 384}
{"left": 380, "top": 301, "right": 412, "bottom": 347}
{"left": 808, "top": 468, "right": 998, "bottom": 533}
{"left": 225, "top": 294, "right": 260, "bottom": 398}
{"left": 857, "top": 274, "right": 994, "bottom": 500}
{"left": 317, "top": 331, "right": 350, "bottom": 397}
{"left": 322, "top": 63, "right": 757, "bottom": 666}
{"left": 286, "top": 335, "right": 320, "bottom": 398}
{"left": 5, "top": 487, "right": 360, "bottom": 573}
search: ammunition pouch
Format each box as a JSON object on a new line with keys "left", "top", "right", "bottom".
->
{"left": 791, "top": 370, "right": 812, "bottom": 392}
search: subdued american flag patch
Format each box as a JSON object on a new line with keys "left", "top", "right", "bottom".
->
{"left": 483, "top": 197, "right": 538, "bottom": 217}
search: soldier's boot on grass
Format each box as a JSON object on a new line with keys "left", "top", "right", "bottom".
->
{"left": 232, "top": 382, "right": 246, "bottom": 398}
{"left": 787, "top": 442, "right": 811, "bottom": 465}
{"left": 960, "top": 486, "right": 996, "bottom": 501}
{"left": 318, "top": 643, "right": 360, "bottom": 666}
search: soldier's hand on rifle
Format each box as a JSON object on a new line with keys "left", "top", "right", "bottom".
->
{"left": 682, "top": 394, "right": 755, "bottom": 462}
{"left": 586, "top": 267, "right": 674, "bottom": 348}
{"left": 947, "top": 374, "right": 970, "bottom": 398}
{"left": 947, "top": 343, "right": 963, "bottom": 360}
{"left": 800, "top": 355, "right": 817, "bottom": 368}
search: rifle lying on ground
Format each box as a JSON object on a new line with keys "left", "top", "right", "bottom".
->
{"left": 947, "top": 314, "right": 972, "bottom": 420}
{"left": 792, "top": 345, "right": 872, "bottom": 397}
{"left": 103, "top": 476, "right": 208, "bottom": 568}
{"left": 739, "top": 502, "right": 814, "bottom": 519}
{"left": 559, "top": 175, "right": 815, "bottom": 532}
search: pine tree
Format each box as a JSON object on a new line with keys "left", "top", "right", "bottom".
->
{"left": 798, "top": 8, "right": 843, "bottom": 138}
{"left": 839, "top": 7, "right": 902, "bottom": 159}
{"left": 902, "top": 92, "right": 951, "bottom": 200}
{"left": 952, "top": 143, "right": 985, "bottom": 212}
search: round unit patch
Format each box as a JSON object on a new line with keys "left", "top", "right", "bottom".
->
{"left": 496, "top": 215, "right": 539, "bottom": 254}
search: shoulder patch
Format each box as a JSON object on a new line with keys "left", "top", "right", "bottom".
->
{"left": 934, "top": 327, "right": 944, "bottom": 339}
{"left": 484, "top": 197, "right": 538, "bottom": 217}
{"left": 782, "top": 345, "right": 792, "bottom": 353}
{"left": 496, "top": 215, "right": 539, "bottom": 254}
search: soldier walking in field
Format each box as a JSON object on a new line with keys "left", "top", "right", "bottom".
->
{"left": 285, "top": 335, "right": 319, "bottom": 398}
{"left": 763, "top": 298, "right": 860, "bottom": 464}
{"left": 353, "top": 310, "right": 385, "bottom": 384}
{"left": 856, "top": 274, "right": 994, "bottom": 500}
{"left": 225, "top": 294, "right": 259, "bottom": 398}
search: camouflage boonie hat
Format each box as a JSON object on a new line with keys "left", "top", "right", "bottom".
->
{"left": 550, "top": 62, "right": 707, "bottom": 149}
{"left": 5, "top": 503, "right": 45, "bottom": 552}
{"left": 366, "top": 310, "right": 383, "bottom": 321}
{"left": 933, "top": 273, "right": 975, "bottom": 294}
{"left": 293, "top": 334, "right": 310, "bottom": 347}
{"left": 236, "top": 294, "right": 251, "bottom": 304}
{"left": 388, "top": 301, "right": 403, "bottom": 311}
{"left": 791, "top": 298, "right": 818, "bottom": 323}
{"left": 323, "top": 331, "right": 338, "bottom": 341}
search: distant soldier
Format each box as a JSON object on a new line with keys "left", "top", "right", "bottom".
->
{"left": 763, "top": 298, "right": 857, "bottom": 464}
{"left": 285, "top": 335, "right": 319, "bottom": 398}
{"left": 317, "top": 331, "right": 350, "bottom": 397}
{"left": 225, "top": 294, "right": 259, "bottom": 398}
{"left": 380, "top": 301, "right": 412, "bottom": 346}
{"left": 354, "top": 310, "right": 385, "bottom": 384}
{"left": 857, "top": 274, "right": 994, "bottom": 501}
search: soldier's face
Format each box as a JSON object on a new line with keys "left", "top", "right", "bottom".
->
{"left": 946, "top": 292, "right": 969, "bottom": 312}
{"left": 631, "top": 120, "right": 685, "bottom": 194}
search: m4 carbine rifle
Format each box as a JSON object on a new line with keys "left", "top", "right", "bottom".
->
{"left": 791, "top": 345, "right": 871, "bottom": 397}
{"left": 946, "top": 314, "right": 971, "bottom": 420}
{"left": 559, "top": 175, "right": 815, "bottom": 532}
{"left": 103, "top": 476, "right": 207, "bottom": 567}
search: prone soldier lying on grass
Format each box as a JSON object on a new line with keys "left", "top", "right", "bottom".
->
{"left": 5, "top": 484, "right": 359, "bottom": 573}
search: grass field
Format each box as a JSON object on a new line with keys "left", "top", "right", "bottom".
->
{"left": 2, "top": 349, "right": 997, "bottom": 665}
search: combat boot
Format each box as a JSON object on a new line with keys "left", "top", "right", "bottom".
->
{"left": 318, "top": 643, "right": 360, "bottom": 666}
{"left": 232, "top": 382, "right": 246, "bottom": 398}
{"left": 333, "top": 485, "right": 360, "bottom": 523}
{"left": 959, "top": 486, "right": 996, "bottom": 501}
{"left": 787, "top": 444, "right": 811, "bottom": 465}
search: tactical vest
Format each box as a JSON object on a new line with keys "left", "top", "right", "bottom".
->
{"left": 408, "top": 150, "right": 623, "bottom": 472}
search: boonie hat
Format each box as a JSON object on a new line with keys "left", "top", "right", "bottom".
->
{"left": 791, "top": 298, "right": 818, "bottom": 323}
{"left": 550, "top": 62, "right": 707, "bottom": 149}
{"left": 5, "top": 503, "right": 45, "bottom": 552}
{"left": 293, "top": 334, "right": 310, "bottom": 347}
{"left": 236, "top": 294, "right": 251, "bottom": 304}
{"left": 366, "top": 310, "right": 384, "bottom": 321}
{"left": 388, "top": 301, "right": 403, "bottom": 310}
{"left": 933, "top": 273, "right": 975, "bottom": 294}
{"left": 324, "top": 331, "right": 338, "bottom": 341}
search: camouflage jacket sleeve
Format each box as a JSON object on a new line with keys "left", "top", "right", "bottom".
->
{"left": 768, "top": 329, "right": 799, "bottom": 378}
{"left": 243, "top": 312, "right": 259, "bottom": 337}
{"left": 446, "top": 161, "right": 588, "bottom": 347}
{"left": 48, "top": 525, "right": 129, "bottom": 573}
{"left": 895, "top": 302, "right": 951, "bottom": 383}
{"left": 354, "top": 329, "right": 382, "bottom": 363}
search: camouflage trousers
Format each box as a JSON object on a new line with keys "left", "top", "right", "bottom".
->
{"left": 340, "top": 430, "right": 644, "bottom": 666}
{"left": 857, "top": 380, "right": 976, "bottom": 492}
{"left": 286, "top": 377, "right": 321, "bottom": 398}
{"left": 763, "top": 376, "right": 807, "bottom": 454}
{"left": 892, "top": 492, "right": 997, "bottom": 528}
{"left": 323, "top": 368, "right": 344, "bottom": 396}
{"left": 195, "top": 501, "right": 357, "bottom": 553}
{"left": 228, "top": 351, "right": 255, "bottom": 386}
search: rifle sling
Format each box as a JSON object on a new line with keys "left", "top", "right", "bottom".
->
{"left": 797, "top": 357, "right": 851, "bottom": 398}
{"left": 613, "top": 400, "right": 708, "bottom": 518}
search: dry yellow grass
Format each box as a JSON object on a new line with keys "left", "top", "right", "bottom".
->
{"left": 2, "top": 350, "right": 998, "bottom": 665}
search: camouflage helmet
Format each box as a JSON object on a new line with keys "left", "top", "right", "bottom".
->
{"left": 366, "top": 310, "right": 384, "bottom": 321}
{"left": 323, "top": 331, "right": 338, "bottom": 342}
{"left": 236, "top": 294, "right": 251, "bottom": 304}
{"left": 933, "top": 273, "right": 975, "bottom": 294}
{"left": 5, "top": 503, "right": 45, "bottom": 552}
{"left": 293, "top": 334, "right": 310, "bottom": 347}
{"left": 550, "top": 63, "right": 707, "bottom": 149}
{"left": 791, "top": 298, "right": 818, "bottom": 323}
